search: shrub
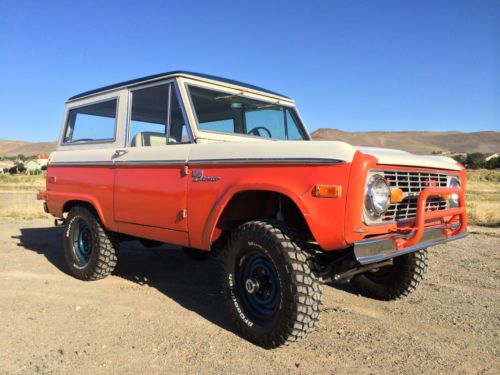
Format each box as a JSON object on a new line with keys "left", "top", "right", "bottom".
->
{"left": 466, "top": 153, "right": 486, "bottom": 169}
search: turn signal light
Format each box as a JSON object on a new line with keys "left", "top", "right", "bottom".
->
{"left": 390, "top": 188, "right": 404, "bottom": 203}
{"left": 313, "top": 184, "right": 342, "bottom": 198}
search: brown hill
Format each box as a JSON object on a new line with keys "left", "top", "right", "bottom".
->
{"left": 1, "top": 129, "right": 499, "bottom": 156}
{"left": 311, "top": 129, "right": 500, "bottom": 154}
{"left": 0, "top": 140, "right": 58, "bottom": 157}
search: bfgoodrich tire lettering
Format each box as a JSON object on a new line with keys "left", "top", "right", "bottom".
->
{"left": 351, "top": 248, "right": 428, "bottom": 300}
{"left": 63, "top": 206, "right": 119, "bottom": 281}
{"left": 223, "top": 220, "right": 322, "bottom": 349}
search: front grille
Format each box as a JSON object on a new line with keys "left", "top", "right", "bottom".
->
{"left": 379, "top": 170, "right": 449, "bottom": 222}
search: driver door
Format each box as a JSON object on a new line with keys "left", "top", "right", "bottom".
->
{"left": 113, "top": 81, "right": 192, "bottom": 233}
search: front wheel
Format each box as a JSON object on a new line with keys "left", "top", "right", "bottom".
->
{"left": 351, "top": 249, "right": 428, "bottom": 300}
{"left": 223, "top": 220, "right": 322, "bottom": 349}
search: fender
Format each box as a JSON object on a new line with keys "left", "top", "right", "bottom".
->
{"left": 47, "top": 191, "right": 116, "bottom": 230}
{"left": 202, "top": 183, "right": 312, "bottom": 247}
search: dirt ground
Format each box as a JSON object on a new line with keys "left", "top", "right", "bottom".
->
{"left": 0, "top": 217, "right": 499, "bottom": 374}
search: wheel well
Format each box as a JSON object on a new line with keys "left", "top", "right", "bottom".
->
{"left": 62, "top": 200, "right": 99, "bottom": 218}
{"left": 213, "top": 191, "right": 312, "bottom": 247}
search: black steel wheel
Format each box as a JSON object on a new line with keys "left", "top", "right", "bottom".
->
{"left": 223, "top": 220, "right": 322, "bottom": 349}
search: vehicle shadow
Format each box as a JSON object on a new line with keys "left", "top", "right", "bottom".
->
{"left": 14, "top": 226, "right": 238, "bottom": 337}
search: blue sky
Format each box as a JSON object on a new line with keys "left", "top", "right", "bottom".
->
{"left": 0, "top": 0, "right": 498, "bottom": 142}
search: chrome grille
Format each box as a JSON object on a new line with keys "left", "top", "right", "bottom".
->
{"left": 380, "top": 170, "right": 449, "bottom": 222}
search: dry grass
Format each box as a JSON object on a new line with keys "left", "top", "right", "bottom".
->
{"left": 0, "top": 174, "right": 45, "bottom": 191}
{"left": 0, "top": 175, "right": 48, "bottom": 219}
{"left": 0, "top": 193, "right": 49, "bottom": 220}
{"left": 466, "top": 170, "right": 500, "bottom": 227}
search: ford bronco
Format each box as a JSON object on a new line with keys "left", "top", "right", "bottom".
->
{"left": 39, "top": 71, "right": 467, "bottom": 348}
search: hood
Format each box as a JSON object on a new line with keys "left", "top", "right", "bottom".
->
{"left": 192, "top": 139, "right": 461, "bottom": 171}
{"left": 358, "top": 147, "right": 462, "bottom": 171}
{"left": 189, "top": 140, "right": 357, "bottom": 163}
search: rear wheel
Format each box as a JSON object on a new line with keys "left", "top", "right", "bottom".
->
{"left": 63, "top": 206, "right": 119, "bottom": 281}
{"left": 223, "top": 220, "right": 322, "bottom": 349}
{"left": 351, "top": 249, "right": 428, "bottom": 300}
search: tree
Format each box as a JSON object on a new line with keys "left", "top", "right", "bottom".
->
{"left": 465, "top": 153, "right": 486, "bottom": 169}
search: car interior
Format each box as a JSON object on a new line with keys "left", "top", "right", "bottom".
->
{"left": 129, "top": 83, "right": 189, "bottom": 146}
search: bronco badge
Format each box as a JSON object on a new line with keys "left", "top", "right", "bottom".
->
{"left": 192, "top": 169, "right": 220, "bottom": 182}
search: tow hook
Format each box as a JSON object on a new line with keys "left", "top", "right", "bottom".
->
{"left": 54, "top": 219, "right": 65, "bottom": 227}
{"left": 333, "top": 259, "right": 393, "bottom": 283}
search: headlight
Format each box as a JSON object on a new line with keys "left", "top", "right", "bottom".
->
{"left": 449, "top": 177, "right": 461, "bottom": 208}
{"left": 365, "top": 174, "right": 391, "bottom": 218}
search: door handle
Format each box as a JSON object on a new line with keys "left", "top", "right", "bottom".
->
{"left": 114, "top": 149, "right": 128, "bottom": 158}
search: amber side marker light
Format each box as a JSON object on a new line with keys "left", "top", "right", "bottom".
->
{"left": 313, "top": 184, "right": 342, "bottom": 198}
{"left": 390, "top": 188, "right": 404, "bottom": 203}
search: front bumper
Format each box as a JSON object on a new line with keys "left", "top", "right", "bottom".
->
{"left": 354, "top": 225, "right": 467, "bottom": 265}
{"left": 353, "top": 186, "right": 467, "bottom": 265}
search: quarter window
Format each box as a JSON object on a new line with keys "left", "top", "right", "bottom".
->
{"left": 64, "top": 99, "right": 117, "bottom": 143}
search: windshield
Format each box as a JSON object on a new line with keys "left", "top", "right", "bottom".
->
{"left": 187, "top": 85, "right": 308, "bottom": 140}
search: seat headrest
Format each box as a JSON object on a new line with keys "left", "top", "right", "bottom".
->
{"left": 131, "top": 132, "right": 168, "bottom": 147}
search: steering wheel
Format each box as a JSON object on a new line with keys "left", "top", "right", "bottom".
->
{"left": 247, "top": 126, "right": 272, "bottom": 138}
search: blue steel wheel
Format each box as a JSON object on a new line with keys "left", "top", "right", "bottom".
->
{"left": 63, "top": 206, "right": 118, "bottom": 280}
{"left": 70, "top": 219, "right": 93, "bottom": 267}
{"left": 237, "top": 252, "right": 281, "bottom": 320}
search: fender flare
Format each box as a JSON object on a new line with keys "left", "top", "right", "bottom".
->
{"left": 50, "top": 191, "right": 112, "bottom": 229}
{"left": 202, "top": 183, "right": 312, "bottom": 247}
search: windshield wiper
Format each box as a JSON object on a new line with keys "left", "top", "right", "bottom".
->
{"left": 215, "top": 91, "right": 245, "bottom": 100}
{"left": 256, "top": 102, "right": 281, "bottom": 109}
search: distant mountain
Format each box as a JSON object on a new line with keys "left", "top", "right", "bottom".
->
{"left": 1, "top": 129, "right": 499, "bottom": 157}
{"left": 0, "top": 140, "right": 58, "bottom": 157}
{"left": 311, "top": 129, "right": 500, "bottom": 154}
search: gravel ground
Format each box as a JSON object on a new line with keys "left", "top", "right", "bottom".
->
{"left": 0, "top": 219, "right": 498, "bottom": 374}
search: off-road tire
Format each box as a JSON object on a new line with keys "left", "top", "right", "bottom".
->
{"left": 63, "top": 206, "right": 119, "bottom": 281}
{"left": 183, "top": 247, "right": 213, "bottom": 261}
{"left": 351, "top": 249, "right": 428, "bottom": 300}
{"left": 223, "top": 220, "right": 322, "bottom": 349}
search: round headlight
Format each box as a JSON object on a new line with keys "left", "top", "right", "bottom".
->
{"left": 365, "top": 174, "right": 391, "bottom": 218}
{"left": 449, "top": 177, "right": 461, "bottom": 208}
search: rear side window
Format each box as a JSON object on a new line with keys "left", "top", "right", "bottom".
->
{"left": 63, "top": 99, "right": 117, "bottom": 144}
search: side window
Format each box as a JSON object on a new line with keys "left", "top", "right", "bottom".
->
{"left": 129, "top": 83, "right": 190, "bottom": 147}
{"left": 64, "top": 99, "right": 117, "bottom": 143}
{"left": 129, "top": 84, "right": 169, "bottom": 147}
